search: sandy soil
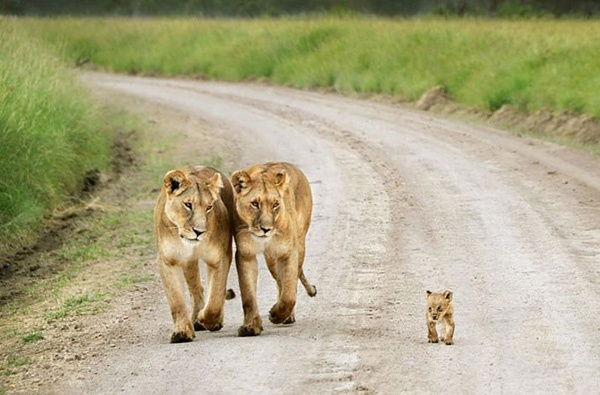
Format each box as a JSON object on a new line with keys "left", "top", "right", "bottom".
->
{"left": 8, "top": 73, "right": 600, "bottom": 394}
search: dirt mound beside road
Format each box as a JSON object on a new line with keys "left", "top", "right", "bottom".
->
{"left": 417, "top": 85, "right": 600, "bottom": 146}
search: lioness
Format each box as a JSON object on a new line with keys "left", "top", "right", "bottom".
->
{"left": 231, "top": 162, "right": 317, "bottom": 336}
{"left": 426, "top": 290, "right": 455, "bottom": 345}
{"left": 154, "top": 166, "right": 235, "bottom": 343}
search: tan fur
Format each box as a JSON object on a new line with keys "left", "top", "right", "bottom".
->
{"left": 231, "top": 162, "right": 316, "bottom": 337}
{"left": 154, "top": 166, "right": 235, "bottom": 343}
{"left": 426, "top": 290, "right": 455, "bottom": 345}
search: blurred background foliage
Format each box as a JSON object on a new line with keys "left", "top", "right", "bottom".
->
{"left": 1, "top": 0, "right": 599, "bottom": 18}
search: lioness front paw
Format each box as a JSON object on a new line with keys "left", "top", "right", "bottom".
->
{"left": 238, "top": 324, "right": 263, "bottom": 337}
{"left": 170, "top": 331, "right": 194, "bottom": 343}
{"left": 194, "top": 321, "right": 207, "bottom": 331}
{"left": 283, "top": 315, "right": 296, "bottom": 325}
{"left": 428, "top": 338, "right": 439, "bottom": 344}
{"left": 444, "top": 339, "right": 454, "bottom": 345}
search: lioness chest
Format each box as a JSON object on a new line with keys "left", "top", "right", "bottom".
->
{"left": 244, "top": 233, "right": 294, "bottom": 256}
{"left": 160, "top": 237, "right": 223, "bottom": 266}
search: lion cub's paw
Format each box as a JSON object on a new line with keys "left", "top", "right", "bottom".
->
{"left": 170, "top": 331, "right": 194, "bottom": 344}
{"left": 238, "top": 324, "right": 263, "bottom": 337}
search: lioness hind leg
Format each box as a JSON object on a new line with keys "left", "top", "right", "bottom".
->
{"left": 197, "top": 258, "right": 230, "bottom": 332}
{"left": 182, "top": 261, "right": 206, "bottom": 332}
{"left": 158, "top": 260, "right": 195, "bottom": 343}
{"left": 268, "top": 253, "right": 298, "bottom": 325}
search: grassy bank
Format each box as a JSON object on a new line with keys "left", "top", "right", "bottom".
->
{"left": 0, "top": 19, "right": 110, "bottom": 255}
{"left": 19, "top": 17, "right": 600, "bottom": 120}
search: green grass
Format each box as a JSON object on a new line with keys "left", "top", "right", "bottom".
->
{"left": 45, "top": 293, "right": 106, "bottom": 323}
{"left": 0, "top": 18, "right": 111, "bottom": 255}
{"left": 22, "top": 331, "right": 44, "bottom": 344}
{"left": 17, "top": 16, "right": 600, "bottom": 122}
{"left": 2, "top": 355, "right": 32, "bottom": 376}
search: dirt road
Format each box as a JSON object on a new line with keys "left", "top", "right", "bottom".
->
{"left": 62, "top": 73, "right": 600, "bottom": 393}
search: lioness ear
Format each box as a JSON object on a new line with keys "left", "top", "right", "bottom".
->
{"left": 443, "top": 290, "right": 453, "bottom": 301}
{"left": 274, "top": 170, "right": 289, "bottom": 190}
{"left": 164, "top": 170, "right": 189, "bottom": 195}
{"left": 207, "top": 173, "right": 224, "bottom": 198}
{"left": 231, "top": 170, "right": 251, "bottom": 195}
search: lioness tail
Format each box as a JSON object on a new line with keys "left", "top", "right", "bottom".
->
{"left": 299, "top": 271, "right": 317, "bottom": 297}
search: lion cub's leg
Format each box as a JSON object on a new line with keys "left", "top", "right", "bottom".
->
{"left": 182, "top": 261, "right": 205, "bottom": 332}
{"left": 158, "top": 259, "right": 194, "bottom": 343}
{"left": 267, "top": 252, "right": 298, "bottom": 325}
{"left": 427, "top": 318, "right": 439, "bottom": 344}
{"left": 197, "top": 256, "right": 231, "bottom": 332}
{"left": 236, "top": 251, "right": 263, "bottom": 336}
{"left": 442, "top": 315, "right": 455, "bottom": 345}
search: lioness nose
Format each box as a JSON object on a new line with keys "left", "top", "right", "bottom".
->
{"left": 193, "top": 228, "right": 204, "bottom": 237}
{"left": 260, "top": 226, "right": 271, "bottom": 234}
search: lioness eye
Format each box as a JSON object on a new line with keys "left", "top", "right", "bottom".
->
{"left": 206, "top": 205, "right": 213, "bottom": 213}
{"left": 273, "top": 202, "right": 280, "bottom": 209}
{"left": 184, "top": 202, "right": 192, "bottom": 210}
{"left": 251, "top": 201, "right": 259, "bottom": 208}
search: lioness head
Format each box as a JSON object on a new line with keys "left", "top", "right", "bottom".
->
{"left": 231, "top": 166, "right": 289, "bottom": 239}
{"left": 163, "top": 168, "right": 223, "bottom": 243}
{"left": 426, "top": 290, "right": 453, "bottom": 322}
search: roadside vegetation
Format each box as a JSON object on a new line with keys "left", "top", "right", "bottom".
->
{"left": 3, "top": 14, "right": 599, "bottom": 262}
{"left": 0, "top": 19, "right": 111, "bottom": 256}
{"left": 19, "top": 16, "right": 600, "bottom": 123}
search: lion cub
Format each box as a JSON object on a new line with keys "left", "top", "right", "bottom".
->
{"left": 426, "top": 290, "right": 455, "bottom": 345}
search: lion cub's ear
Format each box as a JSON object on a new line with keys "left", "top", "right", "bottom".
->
{"left": 443, "top": 290, "right": 453, "bottom": 301}
{"left": 426, "top": 290, "right": 432, "bottom": 297}
{"left": 164, "top": 170, "right": 190, "bottom": 195}
{"left": 206, "top": 173, "right": 224, "bottom": 198}
{"left": 231, "top": 170, "right": 251, "bottom": 195}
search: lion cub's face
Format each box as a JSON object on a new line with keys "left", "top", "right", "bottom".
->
{"left": 426, "top": 290, "right": 453, "bottom": 322}
{"left": 231, "top": 168, "right": 288, "bottom": 239}
{"left": 163, "top": 169, "right": 223, "bottom": 242}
